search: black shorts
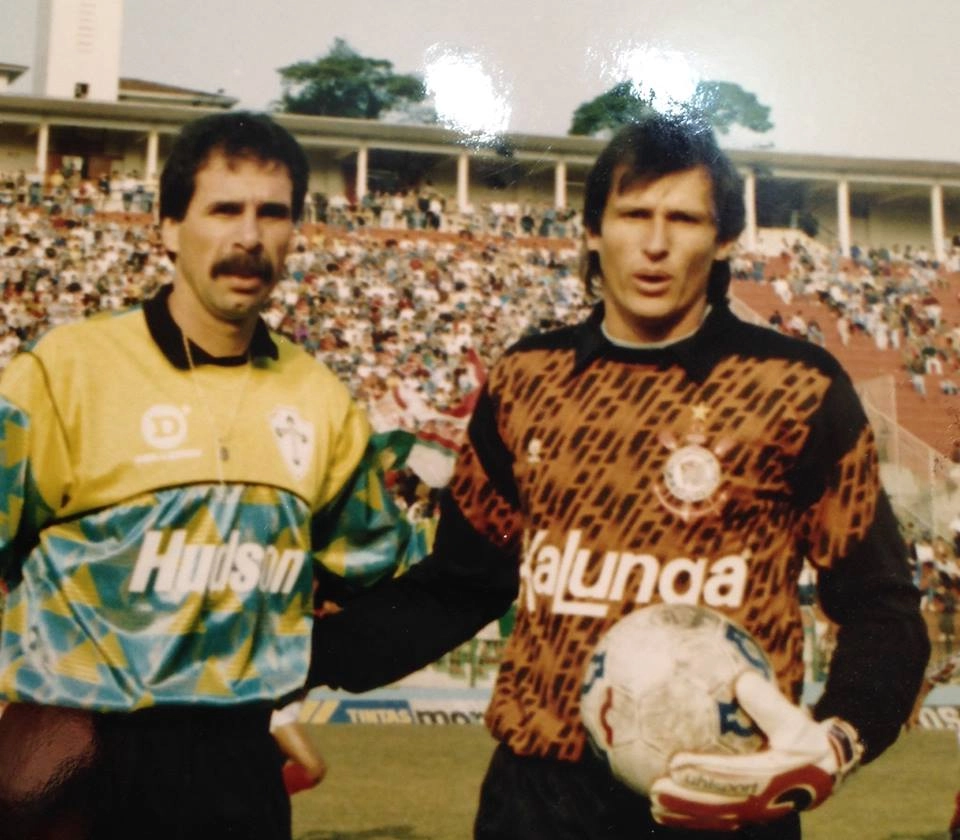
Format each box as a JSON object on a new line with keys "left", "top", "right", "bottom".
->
{"left": 0, "top": 703, "right": 290, "bottom": 840}
{"left": 474, "top": 742, "right": 801, "bottom": 840}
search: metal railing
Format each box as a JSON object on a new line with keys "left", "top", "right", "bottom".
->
{"left": 731, "top": 292, "right": 953, "bottom": 538}
{"left": 857, "top": 374, "right": 957, "bottom": 536}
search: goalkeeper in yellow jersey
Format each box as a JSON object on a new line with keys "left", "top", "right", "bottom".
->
{"left": 0, "top": 112, "right": 415, "bottom": 840}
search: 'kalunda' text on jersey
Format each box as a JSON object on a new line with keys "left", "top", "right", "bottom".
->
{"left": 130, "top": 529, "right": 306, "bottom": 595}
{"left": 520, "top": 529, "right": 749, "bottom": 616}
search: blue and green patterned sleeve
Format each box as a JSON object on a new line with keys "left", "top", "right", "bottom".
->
{"left": 310, "top": 405, "right": 422, "bottom": 596}
{"left": 0, "top": 355, "right": 63, "bottom": 589}
{"left": 0, "top": 397, "right": 29, "bottom": 586}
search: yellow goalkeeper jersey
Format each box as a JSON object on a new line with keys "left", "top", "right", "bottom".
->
{"left": 0, "top": 288, "right": 405, "bottom": 711}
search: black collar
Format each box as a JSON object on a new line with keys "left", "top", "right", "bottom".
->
{"left": 143, "top": 284, "right": 279, "bottom": 369}
{"left": 571, "top": 301, "right": 737, "bottom": 383}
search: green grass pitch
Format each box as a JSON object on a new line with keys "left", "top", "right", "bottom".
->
{"left": 291, "top": 725, "right": 960, "bottom": 839}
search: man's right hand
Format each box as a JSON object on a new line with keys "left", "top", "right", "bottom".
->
{"left": 0, "top": 703, "right": 98, "bottom": 802}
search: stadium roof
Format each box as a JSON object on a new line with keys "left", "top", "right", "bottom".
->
{"left": 118, "top": 78, "right": 236, "bottom": 109}
{"left": 0, "top": 91, "right": 958, "bottom": 186}
{"left": 729, "top": 147, "right": 960, "bottom": 186}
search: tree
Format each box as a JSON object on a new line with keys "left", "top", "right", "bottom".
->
{"left": 690, "top": 81, "right": 773, "bottom": 135}
{"left": 276, "top": 38, "right": 431, "bottom": 121}
{"left": 568, "top": 82, "right": 657, "bottom": 137}
{"left": 569, "top": 80, "right": 772, "bottom": 137}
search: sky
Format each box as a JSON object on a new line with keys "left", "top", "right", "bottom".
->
{"left": 1, "top": 0, "right": 959, "bottom": 162}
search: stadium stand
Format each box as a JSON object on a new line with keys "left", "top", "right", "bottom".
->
{"left": 1, "top": 201, "right": 956, "bottom": 682}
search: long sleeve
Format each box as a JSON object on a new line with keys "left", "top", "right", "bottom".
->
{"left": 311, "top": 417, "right": 415, "bottom": 594}
{"left": 793, "top": 374, "right": 930, "bottom": 760}
{"left": 307, "top": 385, "right": 521, "bottom": 691}
{"left": 307, "top": 491, "right": 519, "bottom": 691}
{"left": 0, "top": 351, "right": 67, "bottom": 589}
{"left": 813, "top": 489, "right": 930, "bottom": 761}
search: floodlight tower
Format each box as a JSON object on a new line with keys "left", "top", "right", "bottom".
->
{"left": 33, "top": 0, "right": 124, "bottom": 101}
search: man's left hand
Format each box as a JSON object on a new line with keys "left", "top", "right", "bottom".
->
{"left": 649, "top": 671, "right": 864, "bottom": 832}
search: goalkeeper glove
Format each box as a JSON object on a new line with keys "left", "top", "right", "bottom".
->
{"left": 649, "top": 670, "right": 864, "bottom": 832}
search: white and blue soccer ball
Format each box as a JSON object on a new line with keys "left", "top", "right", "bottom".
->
{"left": 580, "top": 603, "right": 774, "bottom": 796}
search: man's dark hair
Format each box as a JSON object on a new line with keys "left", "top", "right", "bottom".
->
{"left": 581, "top": 112, "right": 745, "bottom": 300}
{"left": 159, "top": 111, "right": 309, "bottom": 222}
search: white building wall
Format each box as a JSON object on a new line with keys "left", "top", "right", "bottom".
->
{"left": 306, "top": 168, "right": 348, "bottom": 199}
{"left": 807, "top": 191, "right": 935, "bottom": 252}
{"left": 852, "top": 202, "right": 933, "bottom": 252}
{"left": 34, "top": 0, "right": 123, "bottom": 101}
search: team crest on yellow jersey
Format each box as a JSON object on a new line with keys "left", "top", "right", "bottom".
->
{"left": 270, "top": 406, "right": 314, "bottom": 480}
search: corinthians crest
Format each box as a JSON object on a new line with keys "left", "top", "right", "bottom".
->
{"left": 654, "top": 403, "right": 732, "bottom": 521}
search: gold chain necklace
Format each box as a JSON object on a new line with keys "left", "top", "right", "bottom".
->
{"left": 181, "top": 332, "right": 253, "bottom": 484}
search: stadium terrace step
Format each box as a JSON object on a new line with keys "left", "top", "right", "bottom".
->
{"left": 730, "top": 279, "right": 960, "bottom": 456}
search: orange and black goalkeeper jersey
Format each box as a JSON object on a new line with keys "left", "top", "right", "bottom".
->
{"left": 310, "top": 302, "right": 928, "bottom": 764}
{"left": 451, "top": 303, "right": 926, "bottom": 762}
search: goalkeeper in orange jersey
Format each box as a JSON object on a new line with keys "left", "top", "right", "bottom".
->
{"left": 307, "top": 112, "right": 930, "bottom": 839}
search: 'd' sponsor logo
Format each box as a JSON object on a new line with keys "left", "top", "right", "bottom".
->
{"left": 141, "top": 404, "right": 189, "bottom": 450}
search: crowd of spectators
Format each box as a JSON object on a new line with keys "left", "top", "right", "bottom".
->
{"left": 909, "top": 521, "right": 960, "bottom": 664}
{"left": 1, "top": 168, "right": 581, "bottom": 242}
{"left": 0, "top": 167, "right": 156, "bottom": 217}
{"left": 0, "top": 207, "right": 163, "bottom": 367}
{"left": 316, "top": 187, "right": 584, "bottom": 241}
{"left": 9, "top": 198, "right": 960, "bottom": 442}
{"left": 0, "top": 201, "right": 588, "bottom": 376}
{"left": 734, "top": 237, "right": 960, "bottom": 397}
{"left": 9, "top": 199, "right": 960, "bottom": 443}
{"left": 732, "top": 238, "right": 960, "bottom": 669}
{"left": 3, "top": 197, "right": 960, "bottom": 669}
{"left": 273, "top": 226, "right": 587, "bottom": 411}
{"left": 0, "top": 200, "right": 589, "bottom": 531}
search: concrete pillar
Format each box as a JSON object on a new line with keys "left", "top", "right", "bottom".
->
{"left": 743, "top": 169, "right": 757, "bottom": 252}
{"left": 931, "top": 183, "right": 946, "bottom": 264}
{"left": 35, "top": 121, "right": 50, "bottom": 177}
{"left": 554, "top": 160, "right": 567, "bottom": 210}
{"left": 355, "top": 145, "right": 368, "bottom": 202}
{"left": 837, "top": 179, "right": 851, "bottom": 258}
{"left": 145, "top": 130, "right": 159, "bottom": 183}
{"left": 457, "top": 151, "right": 469, "bottom": 213}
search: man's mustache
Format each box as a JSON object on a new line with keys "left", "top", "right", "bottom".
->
{"left": 211, "top": 253, "right": 275, "bottom": 282}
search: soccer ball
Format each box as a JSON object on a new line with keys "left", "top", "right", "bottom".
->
{"left": 580, "top": 603, "right": 774, "bottom": 796}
